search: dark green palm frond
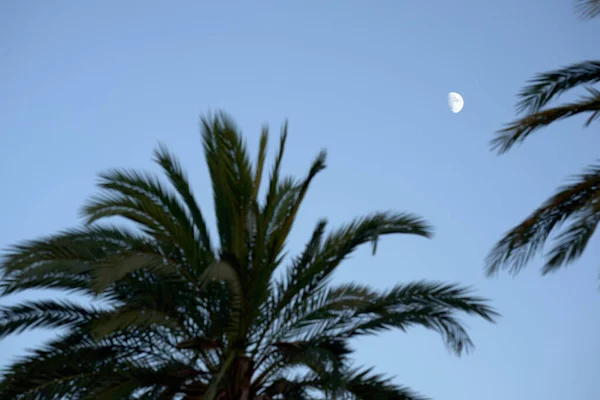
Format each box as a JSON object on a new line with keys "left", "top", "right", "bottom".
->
{"left": 280, "top": 212, "right": 432, "bottom": 310}
{"left": 85, "top": 360, "right": 199, "bottom": 399}
{"left": 486, "top": 163, "right": 600, "bottom": 275}
{"left": 0, "top": 226, "right": 134, "bottom": 295}
{"left": 515, "top": 60, "right": 600, "bottom": 115}
{"left": 294, "top": 212, "right": 431, "bottom": 293}
{"left": 255, "top": 214, "right": 429, "bottom": 354}
{"left": 0, "top": 342, "right": 124, "bottom": 399}
{"left": 248, "top": 150, "right": 326, "bottom": 330}
{"left": 284, "top": 282, "right": 497, "bottom": 356}
{"left": 544, "top": 208, "right": 600, "bottom": 272}
{"left": 269, "top": 338, "right": 351, "bottom": 386}
{"left": 266, "top": 150, "right": 327, "bottom": 265}
{"left": 253, "top": 126, "right": 288, "bottom": 269}
{"left": 339, "top": 366, "right": 429, "bottom": 400}
{"left": 153, "top": 143, "right": 214, "bottom": 258}
{"left": 0, "top": 226, "right": 191, "bottom": 296}
{"left": 254, "top": 213, "right": 433, "bottom": 362}
{"left": 0, "top": 323, "right": 198, "bottom": 398}
{"left": 575, "top": 0, "right": 600, "bottom": 19}
{"left": 0, "top": 300, "right": 98, "bottom": 339}
{"left": 82, "top": 169, "right": 204, "bottom": 272}
{"left": 252, "top": 338, "right": 351, "bottom": 392}
{"left": 491, "top": 88, "right": 600, "bottom": 154}
{"left": 201, "top": 111, "right": 254, "bottom": 259}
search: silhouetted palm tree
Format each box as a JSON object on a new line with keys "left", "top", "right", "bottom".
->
{"left": 485, "top": 2, "right": 600, "bottom": 276}
{"left": 0, "top": 112, "right": 496, "bottom": 399}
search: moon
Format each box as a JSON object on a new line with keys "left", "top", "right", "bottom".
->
{"left": 448, "top": 92, "right": 464, "bottom": 113}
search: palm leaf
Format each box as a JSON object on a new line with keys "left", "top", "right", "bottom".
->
{"left": 339, "top": 366, "right": 429, "bottom": 400}
{"left": 492, "top": 89, "right": 600, "bottom": 154}
{"left": 515, "top": 60, "right": 600, "bottom": 114}
{"left": 153, "top": 143, "right": 215, "bottom": 258}
{"left": 486, "top": 163, "right": 600, "bottom": 275}
{"left": 0, "top": 300, "right": 98, "bottom": 339}
{"left": 575, "top": 0, "right": 600, "bottom": 19}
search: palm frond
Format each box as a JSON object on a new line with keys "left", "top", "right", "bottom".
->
{"left": 153, "top": 143, "right": 215, "bottom": 259}
{"left": 339, "top": 366, "right": 429, "bottom": 400}
{"left": 0, "top": 300, "right": 98, "bottom": 339}
{"left": 266, "top": 149, "right": 327, "bottom": 266}
{"left": 82, "top": 169, "right": 204, "bottom": 270}
{"left": 255, "top": 213, "right": 433, "bottom": 361}
{"left": 201, "top": 111, "right": 254, "bottom": 259}
{"left": 492, "top": 89, "right": 600, "bottom": 154}
{"left": 286, "top": 282, "right": 497, "bottom": 356}
{"left": 544, "top": 208, "right": 600, "bottom": 272}
{"left": 486, "top": 163, "right": 600, "bottom": 275}
{"left": 280, "top": 212, "right": 432, "bottom": 309}
{"left": 515, "top": 60, "right": 600, "bottom": 114}
{"left": 575, "top": 0, "right": 600, "bottom": 19}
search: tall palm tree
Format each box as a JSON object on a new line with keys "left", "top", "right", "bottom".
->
{"left": 485, "top": 2, "right": 600, "bottom": 276}
{"left": 0, "top": 112, "right": 496, "bottom": 400}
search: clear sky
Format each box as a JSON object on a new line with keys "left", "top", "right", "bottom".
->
{"left": 1, "top": 1, "right": 599, "bottom": 399}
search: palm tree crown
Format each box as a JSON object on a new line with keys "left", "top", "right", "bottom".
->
{"left": 0, "top": 112, "right": 496, "bottom": 399}
{"left": 486, "top": 3, "right": 600, "bottom": 276}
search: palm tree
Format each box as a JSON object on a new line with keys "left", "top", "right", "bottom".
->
{"left": 0, "top": 112, "right": 496, "bottom": 399}
{"left": 485, "top": 2, "right": 600, "bottom": 276}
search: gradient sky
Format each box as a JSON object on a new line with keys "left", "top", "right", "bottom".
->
{"left": 1, "top": 1, "right": 599, "bottom": 399}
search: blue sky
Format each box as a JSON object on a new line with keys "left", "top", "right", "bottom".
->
{"left": 1, "top": 1, "right": 599, "bottom": 398}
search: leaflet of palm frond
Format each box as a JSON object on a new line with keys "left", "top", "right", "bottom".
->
{"left": 486, "top": 163, "right": 600, "bottom": 275}
{"left": 515, "top": 60, "right": 600, "bottom": 114}
{"left": 575, "top": 0, "right": 600, "bottom": 19}
{"left": 491, "top": 92, "right": 600, "bottom": 154}
{"left": 252, "top": 127, "right": 269, "bottom": 201}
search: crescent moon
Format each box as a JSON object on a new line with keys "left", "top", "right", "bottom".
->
{"left": 448, "top": 92, "right": 464, "bottom": 113}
